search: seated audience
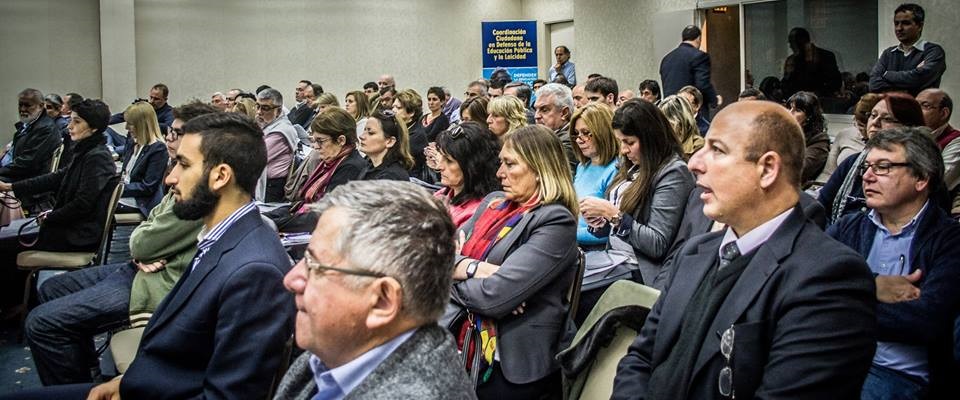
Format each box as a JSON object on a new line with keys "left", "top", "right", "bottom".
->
{"left": 570, "top": 103, "right": 619, "bottom": 252}
{"left": 274, "top": 180, "right": 474, "bottom": 399}
{"left": 459, "top": 95, "right": 489, "bottom": 123}
{"left": 432, "top": 122, "right": 501, "bottom": 227}
{"left": 267, "top": 107, "right": 365, "bottom": 232}
{"left": 658, "top": 94, "right": 705, "bottom": 160}
{"left": 393, "top": 89, "right": 432, "bottom": 181}
{"left": 827, "top": 127, "right": 960, "bottom": 399}
{"left": 578, "top": 99, "right": 694, "bottom": 312}
{"left": 816, "top": 93, "right": 882, "bottom": 183}
{"left": 611, "top": 101, "right": 876, "bottom": 400}
{"left": 503, "top": 82, "right": 535, "bottom": 124}
{"left": 256, "top": 88, "right": 300, "bottom": 202}
{"left": 917, "top": 88, "right": 959, "bottom": 193}
{"left": 618, "top": 89, "right": 636, "bottom": 105}
{"left": 344, "top": 89, "right": 372, "bottom": 138}
{"left": 449, "top": 125, "right": 579, "bottom": 399}
{"left": 785, "top": 91, "right": 830, "bottom": 185}
{"left": 677, "top": 85, "right": 710, "bottom": 135}
{"left": 534, "top": 83, "right": 578, "bottom": 171}
{"left": 20, "top": 102, "right": 216, "bottom": 386}
{"left": 1, "top": 88, "right": 62, "bottom": 213}
{"left": 441, "top": 87, "right": 463, "bottom": 124}
{"left": 571, "top": 84, "right": 588, "bottom": 109}
{"left": 378, "top": 87, "right": 397, "bottom": 112}
{"left": 117, "top": 101, "right": 169, "bottom": 216}
{"left": 584, "top": 76, "right": 619, "bottom": 109}
{"left": 232, "top": 97, "right": 257, "bottom": 119}
{"left": 357, "top": 110, "right": 414, "bottom": 181}
{"left": 638, "top": 79, "right": 662, "bottom": 104}
{"left": 362, "top": 81, "right": 378, "bottom": 98}
{"left": 0, "top": 99, "right": 115, "bottom": 252}
{"left": 485, "top": 95, "right": 527, "bottom": 140}
{"left": 819, "top": 93, "right": 926, "bottom": 224}
{"left": 465, "top": 80, "right": 489, "bottom": 100}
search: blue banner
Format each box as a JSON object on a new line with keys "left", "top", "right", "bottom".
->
{"left": 482, "top": 20, "right": 538, "bottom": 86}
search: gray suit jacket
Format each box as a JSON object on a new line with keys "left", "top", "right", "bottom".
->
{"left": 274, "top": 325, "right": 476, "bottom": 400}
{"left": 451, "top": 192, "right": 579, "bottom": 384}
{"left": 612, "top": 207, "right": 877, "bottom": 399}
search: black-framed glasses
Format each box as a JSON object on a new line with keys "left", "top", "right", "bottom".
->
{"left": 166, "top": 127, "right": 184, "bottom": 141}
{"left": 446, "top": 123, "right": 465, "bottom": 139}
{"left": 858, "top": 161, "right": 911, "bottom": 176}
{"left": 302, "top": 251, "right": 387, "bottom": 279}
{"left": 718, "top": 325, "right": 735, "bottom": 398}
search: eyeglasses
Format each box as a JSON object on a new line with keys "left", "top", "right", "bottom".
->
{"left": 255, "top": 103, "right": 280, "bottom": 111}
{"left": 302, "top": 251, "right": 387, "bottom": 279}
{"left": 309, "top": 136, "right": 332, "bottom": 146}
{"left": 572, "top": 129, "right": 593, "bottom": 140}
{"left": 919, "top": 101, "right": 942, "bottom": 111}
{"left": 446, "top": 124, "right": 465, "bottom": 139}
{"left": 718, "top": 325, "right": 735, "bottom": 398}
{"left": 858, "top": 161, "right": 911, "bottom": 176}
{"left": 166, "top": 127, "right": 184, "bottom": 141}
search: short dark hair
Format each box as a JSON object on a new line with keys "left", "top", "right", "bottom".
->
{"left": 151, "top": 83, "right": 169, "bottom": 98}
{"left": 255, "top": 85, "right": 271, "bottom": 94}
{"left": 237, "top": 92, "right": 256, "bottom": 101}
{"left": 866, "top": 126, "right": 942, "bottom": 193}
{"left": 504, "top": 82, "right": 532, "bottom": 107}
{"left": 73, "top": 99, "right": 111, "bottom": 134}
{"left": 555, "top": 45, "right": 570, "bottom": 55}
{"left": 786, "top": 91, "right": 825, "bottom": 136}
{"left": 587, "top": 73, "right": 604, "bottom": 81}
{"left": 638, "top": 80, "right": 661, "bottom": 100}
{"left": 173, "top": 101, "right": 220, "bottom": 123}
{"left": 738, "top": 88, "right": 767, "bottom": 100}
{"left": 299, "top": 79, "right": 312, "bottom": 86}
{"left": 678, "top": 85, "right": 704, "bottom": 107}
{"left": 435, "top": 121, "right": 501, "bottom": 204}
{"left": 585, "top": 76, "right": 619, "bottom": 98}
{"left": 533, "top": 79, "right": 547, "bottom": 86}
{"left": 895, "top": 3, "right": 925, "bottom": 25}
{"left": 65, "top": 93, "right": 84, "bottom": 109}
{"left": 309, "top": 83, "right": 324, "bottom": 96}
{"left": 681, "top": 25, "right": 702, "bottom": 41}
{"left": 459, "top": 96, "right": 489, "bottom": 122}
{"left": 182, "top": 112, "right": 266, "bottom": 195}
{"left": 363, "top": 82, "right": 378, "bottom": 91}
{"left": 427, "top": 86, "right": 447, "bottom": 102}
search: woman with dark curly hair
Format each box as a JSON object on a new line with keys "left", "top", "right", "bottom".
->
{"left": 786, "top": 91, "right": 830, "bottom": 185}
{"left": 432, "top": 122, "right": 501, "bottom": 227}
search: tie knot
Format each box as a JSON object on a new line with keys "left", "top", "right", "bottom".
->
{"left": 720, "top": 241, "right": 741, "bottom": 267}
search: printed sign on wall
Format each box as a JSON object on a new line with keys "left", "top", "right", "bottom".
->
{"left": 482, "top": 21, "right": 538, "bottom": 86}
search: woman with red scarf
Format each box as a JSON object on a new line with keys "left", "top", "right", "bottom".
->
{"left": 266, "top": 107, "right": 365, "bottom": 232}
{"left": 448, "top": 125, "right": 580, "bottom": 399}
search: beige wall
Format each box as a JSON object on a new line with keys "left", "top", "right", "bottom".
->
{"left": 1, "top": 0, "right": 101, "bottom": 143}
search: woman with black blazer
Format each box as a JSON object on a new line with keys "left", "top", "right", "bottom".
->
{"left": 448, "top": 125, "right": 579, "bottom": 399}
{"left": 356, "top": 110, "right": 414, "bottom": 181}
{"left": 118, "top": 101, "right": 168, "bottom": 216}
{"left": 1, "top": 99, "right": 116, "bottom": 252}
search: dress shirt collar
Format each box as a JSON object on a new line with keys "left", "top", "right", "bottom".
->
{"left": 895, "top": 39, "right": 927, "bottom": 55}
{"left": 308, "top": 329, "right": 416, "bottom": 399}
{"left": 719, "top": 207, "right": 794, "bottom": 259}
{"left": 868, "top": 200, "right": 928, "bottom": 236}
{"left": 195, "top": 201, "right": 258, "bottom": 249}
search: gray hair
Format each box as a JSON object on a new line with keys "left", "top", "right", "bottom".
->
{"left": 310, "top": 180, "right": 456, "bottom": 322}
{"left": 256, "top": 88, "right": 283, "bottom": 105}
{"left": 865, "top": 126, "right": 943, "bottom": 193}
{"left": 18, "top": 88, "right": 44, "bottom": 104}
{"left": 536, "top": 83, "right": 574, "bottom": 112}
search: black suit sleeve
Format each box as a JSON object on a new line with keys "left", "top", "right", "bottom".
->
{"left": 122, "top": 145, "right": 169, "bottom": 198}
{"left": 0, "top": 126, "right": 61, "bottom": 181}
{"left": 692, "top": 52, "right": 717, "bottom": 108}
{"left": 43, "top": 152, "right": 115, "bottom": 225}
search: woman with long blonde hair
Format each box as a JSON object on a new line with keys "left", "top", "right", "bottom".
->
{"left": 658, "top": 94, "right": 705, "bottom": 160}
{"left": 118, "top": 101, "right": 169, "bottom": 215}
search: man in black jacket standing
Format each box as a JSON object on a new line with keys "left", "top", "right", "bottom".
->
{"left": 660, "top": 25, "right": 720, "bottom": 116}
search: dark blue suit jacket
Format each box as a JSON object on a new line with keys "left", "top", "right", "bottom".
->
{"left": 659, "top": 43, "right": 718, "bottom": 108}
{"left": 120, "top": 209, "right": 295, "bottom": 400}
{"left": 120, "top": 140, "right": 169, "bottom": 215}
{"left": 612, "top": 207, "right": 876, "bottom": 399}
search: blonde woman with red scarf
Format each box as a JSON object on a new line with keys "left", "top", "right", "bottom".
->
{"left": 447, "top": 125, "right": 579, "bottom": 399}
{"left": 265, "top": 108, "right": 365, "bottom": 232}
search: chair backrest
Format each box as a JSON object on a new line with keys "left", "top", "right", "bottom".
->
{"left": 49, "top": 144, "right": 64, "bottom": 172}
{"left": 95, "top": 177, "right": 124, "bottom": 264}
{"left": 566, "top": 249, "right": 586, "bottom": 322}
{"left": 561, "top": 280, "right": 660, "bottom": 400}
{"left": 110, "top": 326, "right": 145, "bottom": 374}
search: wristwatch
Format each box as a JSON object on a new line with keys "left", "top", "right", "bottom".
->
{"left": 466, "top": 259, "right": 480, "bottom": 279}
{"left": 609, "top": 211, "right": 623, "bottom": 227}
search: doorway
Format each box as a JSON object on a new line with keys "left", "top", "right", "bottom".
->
{"left": 703, "top": 5, "right": 740, "bottom": 113}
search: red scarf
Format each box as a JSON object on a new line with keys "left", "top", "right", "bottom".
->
{"left": 296, "top": 145, "right": 354, "bottom": 214}
{"left": 460, "top": 193, "right": 540, "bottom": 260}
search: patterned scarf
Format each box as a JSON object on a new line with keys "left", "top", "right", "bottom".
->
{"left": 296, "top": 145, "right": 354, "bottom": 214}
{"left": 830, "top": 151, "right": 868, "bottom": 225}
{"left": 457, "top": 193, "right": 540, "bottom": 383}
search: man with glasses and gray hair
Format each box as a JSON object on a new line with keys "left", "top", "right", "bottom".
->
{"left": 827, "top": 127, "right": 960, "bottom": 399}
{"left": 274, "top": 180, "right": 474, "bottom": 399}
{"left": 612, "top": 101, "right": 877, "bottom": 400}
{"left": 534, "top": 83, "right": 577, "bottom": 172}
{"left": 256, "top": 87, "right": 300, "bottom": 202}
